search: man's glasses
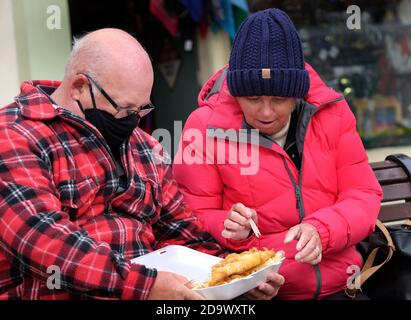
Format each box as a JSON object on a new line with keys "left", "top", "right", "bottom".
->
{"left": 79, "top": 73, "right": 155, "bottom": 119}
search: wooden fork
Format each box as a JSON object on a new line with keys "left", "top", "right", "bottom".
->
{"left": 249, "top": 219, "right": 261, "bottom": 238}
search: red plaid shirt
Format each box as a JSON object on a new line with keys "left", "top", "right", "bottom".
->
{"left": 0, "top": 80, "right": 224, "bottom": 300}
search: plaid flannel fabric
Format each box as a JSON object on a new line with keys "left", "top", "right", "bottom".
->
{"left": 0, "top": 80, "right": 223, "bottom": 299}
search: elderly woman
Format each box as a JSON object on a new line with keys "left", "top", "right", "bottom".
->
{"left": 173, "top": 8, "right": 382, "bottom": 299}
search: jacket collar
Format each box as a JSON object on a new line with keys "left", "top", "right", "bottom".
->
{"left": 15, "top": 80, "right": 62, "bottom": 120}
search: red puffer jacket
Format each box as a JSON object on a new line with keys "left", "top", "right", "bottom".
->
{"left": 173, "top": 64, "right": 382, "bottom": 299}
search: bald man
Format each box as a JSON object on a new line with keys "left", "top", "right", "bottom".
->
{"left": 0, "top": 29, "right": 284, "bottom": 300}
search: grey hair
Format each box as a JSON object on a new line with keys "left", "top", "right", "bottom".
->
{"left": 64, "top": 33, "right": 101, "bottom": 89}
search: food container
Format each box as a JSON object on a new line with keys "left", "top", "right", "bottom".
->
{"left": 130, "top": 245, "right": 284, "bottom": 300}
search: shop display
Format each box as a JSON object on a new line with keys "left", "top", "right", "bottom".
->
{"left": 289, "top": 1, "right": 411, "bottom": 148}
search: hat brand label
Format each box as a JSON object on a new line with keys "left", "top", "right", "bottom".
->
{"left": 261, "top": 68, "right": 271, "bottom": 79}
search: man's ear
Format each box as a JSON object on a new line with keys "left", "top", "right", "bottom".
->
{"left": 70, "top": 74, "right": 88, "bottom": 100}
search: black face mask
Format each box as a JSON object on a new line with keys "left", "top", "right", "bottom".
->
{"left": 76, "top": 99, "right": 139, "bottom": 156}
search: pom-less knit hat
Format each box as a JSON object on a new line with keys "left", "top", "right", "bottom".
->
{"left": 227, "top": 8, "right": 309, "bottom": 98}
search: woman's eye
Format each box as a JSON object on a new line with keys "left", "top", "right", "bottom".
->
{"left": 246, "top": 97, "right": 260, "bottom": 102}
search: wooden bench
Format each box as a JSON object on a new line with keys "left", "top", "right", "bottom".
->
{"left": 349, "top": 153, "right": 411, "bottom": 299}
{"left": 345, "top": 154, "right": 411, "bottom": 299}
{"left": 370, "top": 153, "right": 411, "bottom": 223}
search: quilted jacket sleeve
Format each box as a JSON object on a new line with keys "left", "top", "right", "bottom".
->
{"left": 303, "top": 102, "right": 383, "bottom": 254}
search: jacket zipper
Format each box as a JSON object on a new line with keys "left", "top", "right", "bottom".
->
{"left": 318, "top": 96, "right": 344, "bottom": 108}
{"left": 282, "top": 123, "right": 322, "bottom": 300}
{"left": 281, "top": 156, "right": 304, "bottom": 220}
{"left": 282, "top": 95, "right": 344, "bottom": 299}
{"left": 287, "top": 95, "right": 344, "bottom": 217}
{"left": 284, "top": 140, "right": 296, "bottom": 153}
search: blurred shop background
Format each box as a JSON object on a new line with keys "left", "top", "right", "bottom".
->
{"left": 2, "top": 0, "right": 411, "bottom": 160}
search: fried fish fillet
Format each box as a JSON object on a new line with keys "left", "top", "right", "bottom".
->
{"left": 203, "top": 248, "right": 279, "bottom": 287}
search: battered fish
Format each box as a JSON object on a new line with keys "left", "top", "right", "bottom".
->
{"left": 202, "top": 248, "right": 280, "bottom": 287}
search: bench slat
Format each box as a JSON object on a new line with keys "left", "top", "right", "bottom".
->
{"left": 381, "top": 183, "right": 411, "bottom": 202}
{"left": 371, "top": 156, "right": 411, "bottom": 223}
{"left": 370, "top": 161, "right": 398, "bottom": 170}
{"left": 374, "top": 167, "right": 408, "bottom": 185}
{"left": 378, "top": 202, "right": 411, "bottom": 222}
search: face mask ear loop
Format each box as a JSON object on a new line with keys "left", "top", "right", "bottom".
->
{"left": 88, "top": 83, "right": 97, "bottom": 109}
{"left": 76, "top": 99, "right": 85, "bottom": 114}
{"left": 76, "top": 80, "right": 96, "bottom": 115}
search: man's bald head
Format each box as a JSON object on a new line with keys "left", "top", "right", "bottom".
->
{"left": 65, "top": 28, "right": 152, "bottom": 84}
{"left": 56, "top": 28, "right": 154, "bottom": 118}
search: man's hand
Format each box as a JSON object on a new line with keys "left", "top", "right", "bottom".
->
{"left": 284, "top": 223, "right": 322, "bottom": 265}
{"left": 222, "top": 203, "right": 258, "bottom": 240}
{"left": 243, "top": 270, "right": 285, "bottom": 300}
{"left": 147, "top": 271, "right": 205, "bottom": 300}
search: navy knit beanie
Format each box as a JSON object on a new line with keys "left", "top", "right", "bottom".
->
{"left": 227, "top": 8, "right": 309, "bottom": 98}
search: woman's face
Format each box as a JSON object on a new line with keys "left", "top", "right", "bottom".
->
{"left": 236, "top": 96, "right": 297, "bottom": 135}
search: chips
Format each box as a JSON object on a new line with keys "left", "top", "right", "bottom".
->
{"left": 197, "top": 248, "right": 282, "bottom": 288}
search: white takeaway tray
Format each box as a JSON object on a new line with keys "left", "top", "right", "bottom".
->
{"left": 130, "top": 245, "right": 284, "bottom": 300}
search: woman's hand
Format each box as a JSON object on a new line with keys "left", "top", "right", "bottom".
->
{"left": 284, "top": 223, "right": 322, "bottom": 265}
{"left": 242, "top": 270, "right": 285, "bottom": 300}
{"left": 222, "top": 203, "right": 258, "bottom": 240}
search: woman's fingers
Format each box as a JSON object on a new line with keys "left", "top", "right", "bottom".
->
{"left": 284, "top": 224, "right": 322, "bottom": 264}
{"left": 224, "top": 218, "right": 246, "bottom": 231}
{"left": 222, "top": 229, "right": 247, "bottom": 240}
{"left": 223, "top": 204, "right": 258, "bottom": 240}
{"left": 295, "top": 236, "right": 319, "bottom": 262}
{"left": 284, "top": 225, "right": 301, "bottom": 243}
{"left": 300, "top": 246, "right": 322, "bottom": 265}
{"left": 242, "top": 272, "right": 284, "bottom": 300}
{"left": 232, "top": 203, "right": 252, "bottom": 219}
{"left": 310, "top": 252, "right": 323, "bottom": 265}
{"left": 296, "top": 227, "right": 314, "bottom": 251}
{"left": 229, "top": 208, "right": 250, "bottom": 226}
